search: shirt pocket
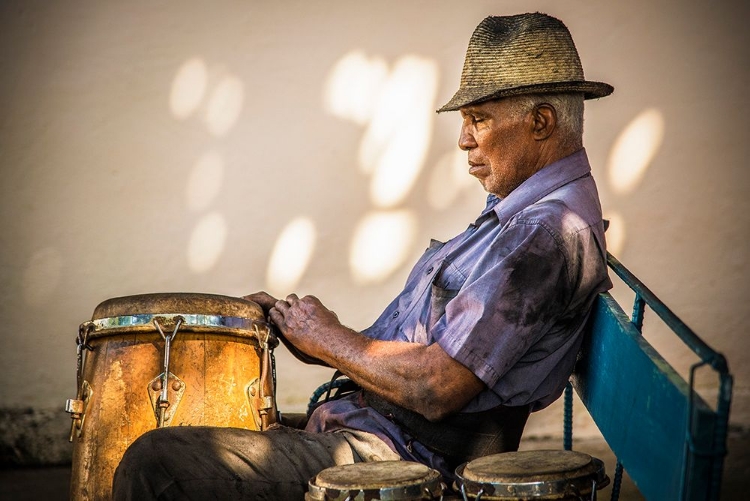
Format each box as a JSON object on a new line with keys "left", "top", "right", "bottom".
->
{"left": 405, "top": 239, "right": 446, "bottom": 286}
{"left": 428, "top": 260, "right": 467, "bottom": 329}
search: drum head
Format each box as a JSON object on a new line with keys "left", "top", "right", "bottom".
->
{"left": 308, "top": 461, "right": 443, "bottom": 500}
{"left": 457, "top": 450, "right": 608, "bottom": 499}
{"left": 92, "top": 292, "right": 264, "bottom": 319}
{"left": 86, "top": 292, "right": 272, "bottom": 341}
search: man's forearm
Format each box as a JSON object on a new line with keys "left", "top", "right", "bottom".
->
{"left": 309, "top": 325, "right": 484, "bottom": 421}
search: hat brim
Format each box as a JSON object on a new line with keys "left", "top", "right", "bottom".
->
{"left": 436, "top": 80, "right": 614, "bottom": 113}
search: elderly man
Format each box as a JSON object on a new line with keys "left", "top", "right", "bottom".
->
{"left": 114, "top": 12, "right": 612, "bottom": 500}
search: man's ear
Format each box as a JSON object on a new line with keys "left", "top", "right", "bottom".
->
{"left": 531, "top": 103, "right": 557, "bottom": 141}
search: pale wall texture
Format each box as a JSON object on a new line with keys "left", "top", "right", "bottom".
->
{"left": 1, "top": 0, "right": 748, "bottom": 464}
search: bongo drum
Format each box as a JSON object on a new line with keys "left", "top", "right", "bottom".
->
{"left": 306, "top": 461, "right": 445, "bottom": 500}
{"left": 65, "top": 292, "right": 278, "bottom": 501}
{"left": 455, "top": 450, "right": 609, "bottom": 500}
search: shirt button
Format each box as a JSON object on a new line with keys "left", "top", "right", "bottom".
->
{"left": 392, "top": 311, "right": 399, "bottom": 318}
{"left": 426, "top": 266, "right": 434, "bottom": 274}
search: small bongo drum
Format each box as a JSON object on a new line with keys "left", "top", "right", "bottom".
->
{"left": 306, "top": 461, "right": 445, "bottom": 500}
{"left": 65, "top": 292, "right": 278, "bottom": 501}
{"left": 455, "top": 450, "right": 609, "bottom": 500}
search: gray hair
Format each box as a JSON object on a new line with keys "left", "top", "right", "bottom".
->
{"left": 508, "top": 93, "right": 584, "bottom": 150}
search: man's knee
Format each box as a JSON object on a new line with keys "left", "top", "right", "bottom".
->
{"left": 118, "top": 428, "right": 170, "bottom": 470}
{"left": 113, "top": 428, "right": 181, "bottom": 499}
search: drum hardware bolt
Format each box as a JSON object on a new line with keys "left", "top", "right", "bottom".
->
{"left": 245, "top": 379, "right": 264, "bottom": 430}
{"left": 424, "top": 484, "right": 444, "bottom": 500}
{"left": 153, "top": 317, "right": 183, "bottom": 427}
{"left": 66, "top": 380, "right": 93, "bottom": 441}
{"left": 148, "top": 372, "right": 185, "bottom": 428}
{"left": 68, "top": 323, "right": 94, "bottom": 442}
{"left": 434, "top": 483, "right": 446, "bottom": 501}
{"left": 261, "top": 396, "right": 274, "bottom": 410}
{"left": 252, "top": 324, "right": 278, "bottom": 430}
{"left": 65, "top": 399, "right": 84, "bottom": 438}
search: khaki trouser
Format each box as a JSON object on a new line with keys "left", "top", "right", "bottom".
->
{"left": 112, "top": 425, "right": 400, "bottom": 500}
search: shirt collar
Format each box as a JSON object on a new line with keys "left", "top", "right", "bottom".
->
{"left": 490, "top": 148, "right": 592, "bottom": 226}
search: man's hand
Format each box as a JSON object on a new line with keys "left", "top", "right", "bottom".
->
{"left": 241, "top": 291, "right": 331, "bottom": 367}
{"left": 242, "top": 291, "right": 278, "bottom": 316}
{"left": 269, "top": 294, "right": 342, "bottom": 361}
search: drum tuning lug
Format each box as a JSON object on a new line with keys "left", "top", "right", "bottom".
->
{"left": 245, "top": 379, "right": 262, "bottom": 429}
{"left": 147, "top": 372, "right": 185, "bottom": 428}
{"left": 66, "top": 380, "right": 93, "bottom": 441}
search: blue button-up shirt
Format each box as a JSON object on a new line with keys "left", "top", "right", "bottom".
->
{"left": 306, "top": 149, "right": 612, "bottom": 472}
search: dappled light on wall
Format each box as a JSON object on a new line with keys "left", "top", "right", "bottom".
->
{"left": 170, "top": 57, "right": 208, "bottom": 119}
{"left": 349, "top": 210, "right": 417, "bottom": 284}
{"left": 324, "top": 51, "right": 439, "bottom": 208}
{"left": 358, "top": 56, "right": 438, "bottom": 208}
{"left": 601, "top": 107, "right": 665, "bottom": 258}
{"left": 186, "top": 151, "right": 224, "bottom": 212}
{"left": 607, "top": 108, "right": 664, "bottom": 195}
{"left": 323, "top": 50, "right": 389, "bottom": 126}
{"left": 187, "top": 212, "right": 228, "bottom": 273}
{"left": 603, "top": 212, "right": 626, "bottom": 257}
{"left": 22, "top": 247, "right": 63, "bottom": 306}
{"left": 266, "top": 217, "right": 317, "bottom": 296}
{"left": 205, "top": 75, "right": 245, "bottom": 137}
{"left": 169, "top": 57, "right": 246, "bottom": 274}
{"left": 323, "top": 50, "right": 439, "bottom": 283}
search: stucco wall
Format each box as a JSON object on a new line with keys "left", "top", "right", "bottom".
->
{"left": 1, "top": 0, "right": 747, "bottom": 464}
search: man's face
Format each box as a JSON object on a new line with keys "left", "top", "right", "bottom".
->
{"left": 458, "top": 98, "right": 541, "bottom": 198}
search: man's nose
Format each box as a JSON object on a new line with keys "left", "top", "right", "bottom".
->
{"left": 458, "top": 125, "right": 477, "bottom": 151}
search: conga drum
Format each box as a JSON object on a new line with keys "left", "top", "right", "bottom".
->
{"left": 455, "top": 450, "right": 609, "bottom": 500}
{"left": 65, "top": 293, "right": 278, "bottom": 500}
{"left": 306, "top": 461, "right": 445, "bottom": 500}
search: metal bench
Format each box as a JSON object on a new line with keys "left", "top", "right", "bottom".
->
{"left": 564, "top": 253, "right": 733, "bottom": 500}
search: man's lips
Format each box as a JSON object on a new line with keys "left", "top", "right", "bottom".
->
{"left": 468, "top": 161, "right": 486, "bottom": 176}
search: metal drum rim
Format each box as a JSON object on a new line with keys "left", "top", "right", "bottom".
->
{"left": 82, "top": 313, "right": 276, "bottom": 343}
{"left": 307, "top": 462, "right": 443, "bottom": 500}
{"left": 455, "top": 457, "right": 607, "bottom": 498}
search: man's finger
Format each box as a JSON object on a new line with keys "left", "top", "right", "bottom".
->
{"left": 268, "top": 307, "right": 284, "bottom": 328}
{"left": 274, "top": 299, "right": 290, "bottom": 312}
{"left": 242, "top": 292, "right": 278, "bottom": 311}
{"left": 285, "top": 293, "right": 299, "bottom": 304}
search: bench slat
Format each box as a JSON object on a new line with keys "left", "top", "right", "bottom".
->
{"left": 571, "top": 293, "right": 717, "bottom": 500}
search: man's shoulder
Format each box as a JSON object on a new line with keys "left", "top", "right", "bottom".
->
{"left": 503, "top": 196, "right": 603, "bottom": 262}
{"left": 514, "top": 175, "right": 602, "bottom": 230}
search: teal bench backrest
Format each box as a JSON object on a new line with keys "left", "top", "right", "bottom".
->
{"left": 567, "top": 255, "right": 732, "bottom": 500}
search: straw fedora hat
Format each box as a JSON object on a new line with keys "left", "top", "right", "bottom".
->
{"left": 438, "top": 13, "right": 613, "bottom": 112}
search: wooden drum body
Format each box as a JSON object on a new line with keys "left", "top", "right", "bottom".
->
{"left": 306, "top": 461, "right": 445, "bottom": 500}
{"left": 65, "top": 293, "right": 278, "bottom": 500}
{"left": 455, "top": 450, "right": 609, "bottom": 500}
